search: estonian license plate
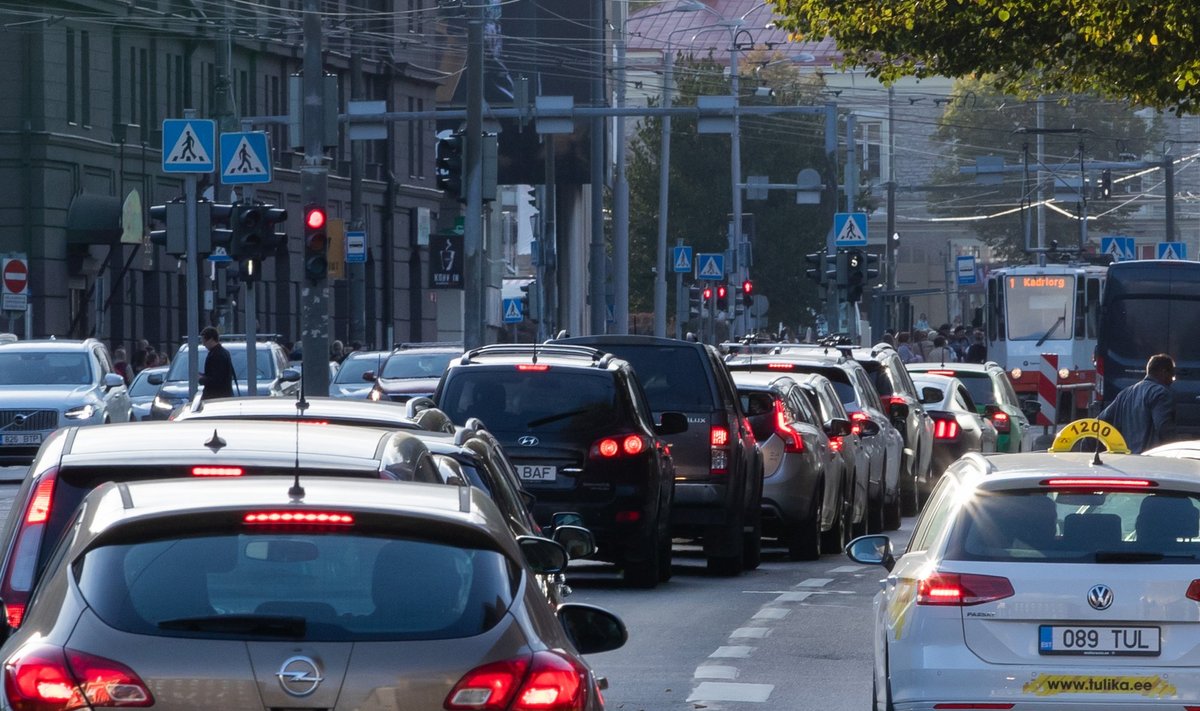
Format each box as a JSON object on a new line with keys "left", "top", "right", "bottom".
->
{"left": 0, "top": 433, "right": 41, "bottom": 446}
{"left": 1039, "top": 625, "right": 1160, "bottom": 656}
{"left": 516, "top": 465, "right": 557, "bottom": 482}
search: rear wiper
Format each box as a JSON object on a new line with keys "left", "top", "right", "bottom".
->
{"left": 527, "top": 408, "right": 590, "bottom": 428}
{"left": 158, "top": 614, "right": 306, "bottom": 637}
{"left": 1035, "top": 316, "right": 1066, "bottom": 347}
{"left": 1094, "top": 550, "right": 1198, "bottom": 563}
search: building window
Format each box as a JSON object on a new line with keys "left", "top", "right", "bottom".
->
{"left": 138, "top": 48, "right": 149, "bottom": 132}
{"left": 407, "top": 96, "right": 416, "bottom": 178}
{"left": 66, "top": 29, "right": 76, "bottom": 124}
{"left": 416, "top": 98, "right": 425, "bottom": 179}
{"left": 80, "top": 31, "right": 90, "bottom": 126}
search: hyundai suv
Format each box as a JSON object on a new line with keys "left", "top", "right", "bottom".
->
{"left": 435, "top": 343, "right": 686, "bottom": 587}
{"left": 0, "top": 338, "right": 131, "bottom": 464}
{"left": 558, "top": 335, "right": 764, "bottom": 575}
{"left": 147, "top": 338, "right": 296, "bottom": 419}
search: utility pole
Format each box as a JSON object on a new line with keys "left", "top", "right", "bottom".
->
{"left": 613, "top": 0, "right": 629, "bottom": 334}
{"left": 589, "top": 0, "right": 607, "bottom": 335}
{"left": 1164, "top": 152, "right": 1176, "bottom": 242}
{"left": 654, "top": 51, "right": 674, "bottom": 338}
{"left": 348, "top": 51, "right": 367, "bottom": 346}
{"left": 300, "top": 0, "right": 330, "bottom": 396}
{"left": 464, "top": 6, "right": 485, "bottom": 349}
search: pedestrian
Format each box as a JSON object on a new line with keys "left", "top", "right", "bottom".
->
{"left": 965, "top": 330, "right": 988, "bottom": 364}
{"left": 950, "top": 326, "right": 970, "bottom": 360}
{"left": 927, "top": 335, "right": 958, "bottom": 364}
{"left": 916, "top": 329, "right": 935, "bottom": 360}
{"left": 330, "top": 339, "right": 345, "bottom": 364}
{"left": 112, "top": 347, "right": 132, "bottom": 385}
{"left": 1098, "top": 353, "right": 1176, "bottom": 453}
{"left": 897, "top": 331, "right": 921, "bottom": 363}
{"left": 880, "top": 332, "right": 896, "bottom": 348}
{"left": 914, "top": 312, "right": 930, "bottom": 331}
{"left": 199, "top": 327, "right": 235, "bottom": 400}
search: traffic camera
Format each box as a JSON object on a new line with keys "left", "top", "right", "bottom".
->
{"left": 303, "top": 204, "right": 328, "bottom": 281}
{"left": 435, "top": 131, "right": 465, "bottom": 200}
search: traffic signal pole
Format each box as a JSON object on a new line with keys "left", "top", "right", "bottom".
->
{"left": 300, "top": 0, "right": 330, "bottom": 396}
{"left": 464, "top": 7, "right": 484, "bottom": 350}
{"left": 184, "top": 111, "right": 200, "bottom": 398}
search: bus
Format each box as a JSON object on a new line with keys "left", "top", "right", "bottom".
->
{"left": 985, "top": 262, "right": 1107, "bottom": 425}
{"left": 1097, "top": 259, "right": 1200, "bottom": 438}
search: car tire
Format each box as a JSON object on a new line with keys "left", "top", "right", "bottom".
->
{"left": 707, "top": 511, "right": 745, "bottom": 577}
{"left": 624, "top": 530, "right": 662, "bottom": 589}
{"left": 884, "top": 487, "right": 903, "bottom": 531}
{"left": 742, "top": 506, "right": 762, "bottom": 571}
{"left": 820, "top": 482, "right": 849, "bottom": 554}
{"left": 656, "top": 527, "right": 674, "bottom": 583}
{"left": 790, "top": 490, "right": 823, "bottom": 561}
{"left": 899, "top": 455, "right": 921, "bottom": 517}
{"left": 866, "top": 485, "right": 885, "bottom": 535}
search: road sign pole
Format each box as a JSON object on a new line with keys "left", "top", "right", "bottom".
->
{"left": 242, "top": 165, "right": 258, "bottom": 398}
{"left": 185, "top": 167, "right": 199, "bottom": 398}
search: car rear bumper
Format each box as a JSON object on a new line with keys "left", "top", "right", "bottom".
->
{"left": 671, "top": 481, "right": 735, "bottom": 526}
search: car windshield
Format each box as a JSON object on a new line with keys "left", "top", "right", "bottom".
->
{"left": 335, "top": 354, "right": 385, "bottom": 384}
{"left": 947, "top": 489, "right": 1200, "bottom": 563}
{"left": 76, "top": 532, "right": 515, "bottom": 642}
{"left": 439, "top": 370, "right": 619, "bottom": 435}
{"left": 129, "top": 370, "right": 163, "bottom": 397}
{"left": 953, "top": 372, "right": 996, "bottom": 408}
{"left": 167, "top": 347, "right": 276, "bottom": 381}
{"left": 0, "top": 352, "right": 93, "bottom": 386}
{"left": 382, "top": 352, "right": 455, "bottom": 379}
{"left": 1004, "top": 275, "right": 1075, "bottom": 341}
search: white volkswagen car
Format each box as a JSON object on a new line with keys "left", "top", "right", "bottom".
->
{"left": 849, "top": 422, "right": 1200, "bottom": 710}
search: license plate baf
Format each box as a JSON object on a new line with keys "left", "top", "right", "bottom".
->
{"left": 516, "top": 465, "right": 557, "bottom": 482}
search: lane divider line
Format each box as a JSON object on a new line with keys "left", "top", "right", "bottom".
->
{"left": 687, "top": 682, "right": 774, "bottom": 703}
{"left": 709, "top": 645, "right": 754, "bottom": 659}
{"left": 730, "top": 627, "right": 770, "bottom": 639}
{"left": 693, "top": 665, "right": 740, "bottom": 680}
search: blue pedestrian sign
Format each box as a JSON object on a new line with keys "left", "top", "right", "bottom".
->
{"left": 502, "top": 297, "right": 524, "bottom": 323}
{"left": 1157, "top": 241, "right": 1188, "bottom": 260}
{"left": 672, "top": 245, "right": 693, "bottom": 273}
{"left": 696, "top": 252, "right": 725, "bottom": 280}
{"left": 162, "top": 119, "right": 215, "bottom": 173}
{"left": 220, "top": 132, "right": 272, "bottom": 184}
{"left": 1101, "top": 236, "right": 1136, "bottom": 262}
{"left": 345, "top": 230, "right": 367, "bottom": 264}
{"left": 956, "top": 255, "right": 977, "bottom": 286}
{"left": 834, "top": 212, "right": 868, "bottom": 247}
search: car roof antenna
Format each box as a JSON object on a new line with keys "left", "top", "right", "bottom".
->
{"left": 290, "top": 372, "right": 309, "bottom": 502}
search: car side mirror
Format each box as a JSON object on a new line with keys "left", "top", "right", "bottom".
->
{"left": 655, "top": 411, "right": 688, "bottom": 436}
{"left": 921, "top": 387, "right": 942, "bottom": 404}
{"left": 825, "top": 418, "right": 852, "bottom": 437}
{"left": 983, "top": 403, "right": 1000, "bottom": 418}
{"left": 557, "top": 603, "right": 628, "bottom": 655}
{"left": 888, "top": 401, "right": 910, "bottom": 421}
{"left": 362, "top": 370, "right": 377, "bottom": 382}
{"left": 280, "top": 368, "right": 301, "bottom": 383}
{"left": 103, "top": 372, "right": 125, "bottom": 389}
{"left": 552, "top": 525, "right": 596, "bottom": 560}
{"left": 857, "top": 419, "right": 881, "bottom": 437}
{"left": 1021, "top": 400, "right": 1042, "bottom": 418}
{"left": 516, "top": 536, "right": 568, "bottom": 575}
{"left": 147, "top": 372, "right": 164, "bottom": 386}
{"left": 845, "top": 534, "right": 895, "bottom": 571}
{"left": 551, "top": 511, "right": 586, "bottom": 529}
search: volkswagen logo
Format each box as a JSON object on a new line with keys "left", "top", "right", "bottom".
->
{"left": 276, "top": 656, "right": 323, "bottom": 697}
{"left": 1087, "top": 584, "right": 1114, "bottom": 611}
{"left": 518, "top": 435, "right": 539, "bottom": 447}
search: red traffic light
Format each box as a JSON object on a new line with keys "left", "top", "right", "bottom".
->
{"left": 716, "top": 284, "right": 728, "bottom": 299}
{"left": 742, "top": 280, "right": 753, "bottom": 295}
{"left": 305, "top": 206, "right": 327, "bottom": 230}
{"left": 702, "top": 287, "right": 712, "bottom": 300}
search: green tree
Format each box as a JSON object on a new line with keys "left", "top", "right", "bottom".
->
{"left": 626, "top": 53, "right": 835, "bottom": 331}
{"left": 770, "top": 1, "right": 1200, "bottom": 113}
{"left": 926, "top": 77, "right": 1165, "bottom": 259}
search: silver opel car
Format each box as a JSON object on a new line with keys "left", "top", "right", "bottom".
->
{"left": 0, "top": 338, "right": 130, "bottom": 464}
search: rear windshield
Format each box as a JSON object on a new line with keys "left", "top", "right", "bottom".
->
{"left": 586, "top": 345, "right": 714, "bottom": 413}
{"left": 1105, "top": 297, "right": 1200, "bottom": 363}
{"left": 167, "top": 348, "right": 277, "bottom": 382}
{"left": 0, "top": 352, "right": 93, "bottom": 386}
{"left": 947, "top": 489, "right": 1200, "bottom": 563}
{"left": 858, "top": 361, "right": 894, "bottom": 397}
{"left": 76, "top": 533, "right": 515, "bottom": 641}
{"left": 952, "top": 372, "right": 995, "bottom": 408}
{"left": 382, "top": 351, "right": 456, "bottom": 379}
{"left": 739, "top": 391, "right": 777, "bottom": 443}
{"left": 439, "top": 370, "right": 620, "bottom": 435}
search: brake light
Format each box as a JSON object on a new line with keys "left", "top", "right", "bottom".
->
{"left": 2, "top": 470, "right": 59, "bottom": 628}
{"left": 445, "top": 651, "right": 586, "bottom": 711}
{"left": 710, "top": 425, "right": 729, "bottom": 474}
{"left": 615, "top": 510, "right": 642, "bottom": 523}
{"left": 927, "top": 370, "right": 956, "bottom": 377}
{"left": 191, "top": 466, "right": 244, "bottom": 477}
{"left": 589, "top": 434, "right": 648, "bottom": 459}
{"left": 882, "top": 395, "right": 906, "bottom": 417}
{"left": 848, "top": 411, "right": 868, "bottom": 435}
{"left": 710, "top": 426, "right": 729, "bottom": 446}
{"left": 25, "top": 477, "right": 55, "bottom": 525}
{"left": 516, "top": 364, "right": 550, "bottom": 372}
{"left": 989, "top": 410, "right": 1010, "bottom": 434}
{"left": 917, "top": 572, "right": 1014, "bottom": 606}
{"left": 774, "top": 399, "right": 804, "bottom": 453}
{"left": 1041, "top": 478, "right": 1156, "bottom": 489}
{"left": 933, "top": 418, "right": 960, "bottom": 440}
{"left": 1187, "top": 580, "right": 1200, "bottom": 602}
{"left": 766, "top": 363, "right": 794, "bottom": 371}
{"left": 934, "top": 705, "right": 1014, "bottom": 710}
{"left": 829, "top": 436, "right": 844, "bottom": 453}
{"left": 4, "top": 645, "right": 154, "bottom": 710}
{"left": 242, "top": 511, "right": 355, "bottom": 525}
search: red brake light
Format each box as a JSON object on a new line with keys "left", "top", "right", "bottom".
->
{"left": 927, "top": 370, "right": 956, "bottom": 376}
{"left": 1186, "top": 579, "right": 1200, "bottom": 602}
{"left": 848, "top": 411, "right": 868, "bottom": 435}
{"left": 934, "top": 705, "right": 1014, "bottom": 710}
{"left": 989, "top": 410, "right": 1010, "bottom": 434}
{"left": 445, "top": 651, "right": 586, "bottom": 711}
{"left": 590, "top": 435, "right": 648, "bottom": 459}
{"left": 774, "top": 399, "right": 804, "bottom": 453}
{"left": 597, "top": 439, "right": 619, "bottom": 458}
{"left": 766, "top": 363, "right": 794, "bottom": 371}
{"left": 2, "top": 470, "right": 59, "bottom": 629}
{"left": 710, "top": 425, "right": 730, "bottom": 474}
{"left": 1041, "top": 478, "right": 1156, "bottom": 489}
{"left": 243, "top": 511, "right": 355, "bottom": 525}
{"left": 933, "top": 418, "right": 960, "bottom": 440}
{"left": 917, "top": 572, "right": 1014, "bottom": 606}
{"left": 829, "top": 436, "right": 844, "bottom": 453}
{"left": 516, "top": 364, "right": 550, "bottom": 372}
{"left": 191, "top": 466, "right": 244, "bottom": 477}
{"left": 4, "top": 645, "right": 154, "bottom": 710}
{"left": 25, "top": 477, "right": 56, "bottom": 525}
{"left": 622, "top": 434, "right": 644, "bottom": 456}
{"left": 710, "top": 426, "right": 729, "bottom": 447}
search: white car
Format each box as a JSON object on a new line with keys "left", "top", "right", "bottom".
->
{"left": 849, "top": 440, "right": 1200, "bottom": 710}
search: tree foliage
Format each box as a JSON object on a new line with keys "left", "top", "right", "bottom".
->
{"left": 770, "top": 1, "right": 1200, "bottom": 114}
{"left": 626, "top": 53, "right": 835, "bottom": 330}
{"left": 926, "top": 77, "right": 1165, "bottom": 260}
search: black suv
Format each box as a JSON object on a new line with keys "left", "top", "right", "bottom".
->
{"left": 434, "top": 344, "right": 686, "bottom": 587}
{"left": 850, "top": 343, "right": 935, "bottom": 516}
{"left": 558, "top": 335, "right": 763, "bottom": 576}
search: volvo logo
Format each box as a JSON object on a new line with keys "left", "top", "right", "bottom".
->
{"left": 276, "top": 656, "right": 323, "bottom": 697}
{"left": 1087, "top": 584, "right": 1114, "bottom": 611}
{"left": 518, "top": 435, "right": 539, "bottom": 447}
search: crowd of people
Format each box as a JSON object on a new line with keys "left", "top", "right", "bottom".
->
{"left": 881, "top": 314, "right": 988, "bottom": 365}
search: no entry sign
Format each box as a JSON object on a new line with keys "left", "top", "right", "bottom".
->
{"left": 2, "top": 258, "right": 27, "bottom": 295}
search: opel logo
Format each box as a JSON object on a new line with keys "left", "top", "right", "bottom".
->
{"left": 1087, "top": 584, "right": 1114, "bottom": 611}
{"left": 518, "top": 435, "right": 539, "bottom": 447}
{"left": 276, "top": 655, "right": 323, "bottom": 697}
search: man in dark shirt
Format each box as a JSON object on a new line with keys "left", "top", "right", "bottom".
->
{"left": 1098, "top": 353, "right": 1176, "bottom": 453}
{"left": 199, "top": 327, "right": 235, "bottom": 400}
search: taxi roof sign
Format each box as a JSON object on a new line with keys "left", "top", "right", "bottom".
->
{"left": 1050, "top": 418, "right": 1130, "bottom": 455}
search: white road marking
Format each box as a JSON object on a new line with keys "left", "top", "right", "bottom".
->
{"left": 752, "top": 607, "right": 790, "bottom": 620}
{"left": 709, "top": 645, "right": 754, "bottom": 658}
{"left": 773, "top": 591, "right": 812, "bottom": 603}
{"left": 687, "top": 682, "right": 774, "bottom": 703}
{"left": 828, "top": 564, "right": 866, "bottom": 573}
{"left": 796, "top": 577, "right": 833, "bottom": 587}
{"left": 730, "top": 627, "right": 770, "bottom": 639}
{"left": 694, "top": 665, "right": 740, "bottom": 680}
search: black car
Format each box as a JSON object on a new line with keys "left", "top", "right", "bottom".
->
{"left": 367, "top": 344, "right": 462, "bottom": 403}
{"left": 557, "top": 335, "right": 763, "bottom": 575}
{"left": 435, "top": 344, "right": 686, "bottom": 587}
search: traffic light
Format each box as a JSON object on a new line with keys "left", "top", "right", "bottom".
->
{"left": 1100, "top": 169, "right": 1113, "bottom": 199}
{"left": 435, "top": 130, "right": 465, "bottom": 200}
{"left": 688, "top": 284, "right": 701, "bottom": 316}
{"left": 835, "top": 249, "right": 850, "bottom": 286}
{"left": 257, "top": 206, "right": 288, "bottom": 256}
{"left": 716, "top": 283, "right": 728, "bottom": 312}
{"left": 208, "top": 202, "right": 234, "bottom": 257}
{"left": 148, "top": 200, "right": 185, "bottom": 255}
{"left": 701, "top": 285, "right": 713, "bottom": 313}
{"left": 231, "top": 203, "right": 262, "bottom": 259}
{"left": 865, "top": 252, "right": 880, "bottom": 280}
{"left": 845, "top": 248, "right": 866, "bottom": 302}
{"left": 303, "top": 204, "right": 328, "bottom": 281}
{"left": 741, "top": 279, "right": 753, "bottom": 307}
{"left": 804, "top": 252, "right": 827, "bottom": 284}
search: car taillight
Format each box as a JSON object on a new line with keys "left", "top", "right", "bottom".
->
{"left": 243, "top": 511, "right": 355, "bottom": 526}
{"left": 848, "top": 411, "right": 868, "bottom": 436}
{"left": 1041, "top": 478, "right": 1156, "bottom": 489}
{"left": 710, "top": 425, "right": 729, "bottom": 474}
{"left": 445, "top": 651, "right": 586, "bottom": 711}
{"left": 829, "top": 436, "right": 844, "bottom": 453}
{"left": 882, "top": 395, "right": 906, "bottom": 417}
{"left": 516, "top": 364, "right": 550, "bottom": 372}
{"left": 934, "top": 705, "right": 1013, "bottom": 710}
{"left": 933, "top": 418, "right": 960, "bottom": 440}
{"left": 773, "top": 400, "right": 804, "bottom": 453}
{"left": 766, "top": 363, "right": 794, "bottom": 371}
{"left": 989, "top": 410, "right": 1010, "bottom": 434}
{"left": 4, "top": 645, "right": 154, "bottom": 710}
{"left": 191, "top": 466, "right": 243, "bottom": 477}
{"left": 1, "top": 470, "right": 59, "bottom": 628}
{"left": 927, "top": 370, "right": 956, "bottom": 377}
{"left": 1186, "top": 580, "right": 1200, "bottom": 602}
{"left": 917, "top": 572, "right": 1014, "bottom": 606}
{"left": 589, "top": 434, "right": 648, "bottom": 459}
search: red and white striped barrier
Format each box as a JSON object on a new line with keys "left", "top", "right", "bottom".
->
{"left": 1036, "top": 352, "right": 1058, "bottom": 426}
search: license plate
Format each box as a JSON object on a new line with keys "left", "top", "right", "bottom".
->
{"left": 516, "top": 465, "right": 557, "bottom": 482}
{"left": 1039, "top": 625, "right": 1160, "bottom": 656}
{"left": 0, "top": 433, "right": 41, "bottom": 446}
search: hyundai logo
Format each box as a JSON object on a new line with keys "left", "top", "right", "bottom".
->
{"left": 1087, "top": 584, "right": 1114, "bottom": 611}
{"left": 276, "top": 656, "right": 323, "bottom": 697}
{"left": 518, "top": 435, "right": 539, "bottom": 447}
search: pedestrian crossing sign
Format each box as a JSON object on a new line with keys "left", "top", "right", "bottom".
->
{"left": 1101, "top": 235, "right": 1136, "bottom": 262}
{"left": 220, "top": 132, "right": 272, "bottom": 184}
{"left": 1157, "top": 241, "right": 1188, "bottom": 260}
{"left": 696, "top": 252, "right": 725, "bottom": 280}
{"left": 834, "top": 212, "right": 868, "bottom": 246}
{"left": 502, "top": 297, "right": 524, "bottom": 323}
{"left": 672, "top": 245, "right": 693, "bottom": 273}
{"left": 162, "top": 119, "right": 215, "bottom": 173}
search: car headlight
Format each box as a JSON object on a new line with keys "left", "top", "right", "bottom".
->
{"left": 64, "top": 404, "right": 97, "bottom": 420}
{"left": 153, "top": 395, "right": 181, "bottom": 411}
{"left": 368, "top": 388, "right": 382, "bottom": 401}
